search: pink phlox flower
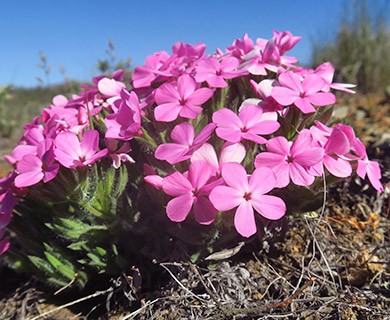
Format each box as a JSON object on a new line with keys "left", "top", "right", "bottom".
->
{"left": 155, "top": 122, "right": 216, "bottom": 164}
{"left": 162, "top": 161, "right": 221, "bottom": 225}
{"left": 240, "top": 98, "right": 282, "bottom": 121}
{"left": 6, "top": 127, "right": 46, "bottom": 165}
{"left": 240, "top": 39, "right": 281, "bottom": 75}
{"left": 106, "top": 139, "right": 135, "bottom": 169}
{"left": 249, "top": 79, "right": 284, "bottom": 113}
{"left": 353, "top": 138, "right": 383, "bottom": 192}
{"left": 132, "top": 51, "right": 172, "bottom": 88}
{"left": 271, "top": 71, "right": 336, "bottom": 113}
{"left": 273, "top": 30, "right": 301, "bottom": 55}
{"left": 227, "top": 33, "right": 255, "bottom": 59}
{"left": 154, "top": 74, "right": 213, "bottom": 122}
{"left": 166, "top": 42, "right": 207, "bottom": 76}
{"left": 105, "top": 90, "right": 142, "bottom": 140}
{"left": 15, "top": 139, "right": 59, "bottom": 188}
{"left": 41, "top": 96, "right": 90, "bottom": 135}
{"left": 0, "top": 173, "right": 18, "bottom": 229}
{"left": 255, "top": 131, "right": 324, "bottom": 188}
{"left": 314, "top": 62, "right": 356, "bottom": 94}
{"left": 209, "top": 162, "right": 286, "bottom": 238}
{"left": 191, "top": 142, "right": 246, "bottom": 176}
{"left": 194, "top": 56, "right": 247, "bottom": 88}
{"left": 54, "top": 130, "right": 108, "bottom": 168}
{"left": 309, "top": 122, "right": 354, "bottom": 178}
{"left": 97, "top": 77, "right": 126, "bottom": 106}
{"left": 213, "top": 105, "right": 280, "bottom": 144}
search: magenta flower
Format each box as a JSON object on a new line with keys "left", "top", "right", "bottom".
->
{"left": 314, "top": 62, "right": 356, "bottom": 94}
{"left": 155, "top": 122, "right": 216, "bottom": 164}
{"left": 213, "top": 105, "right": 280, "bottom": 144}
{"left": 255, "top": 132, "right": 324, "bottom": 187}
{"left": 271, "top": 71, "right": 336, "bottom": 113}
{"left": 191, "top": 142, "right": 246, "bottom": 176}
{"left": 353, "top": 139, "right": 383, "bottom": 192}
{"left": 106, "top": 139, "right": 135, "bottom": 169}
{"left": 209, "top": 163, "right": 286, "bottom": 237}
{"left": 162, "top": 161, "right": 221, "bottom": 225}
{"left": 132, "top": 51, "right": 171, "bottom": 88}
{"left": 98, "top": 77, "right": 126, "bottom": 97}
{"left": 309, "top": 122, "right": 354, "bottom": 178}
{"left": 154, "top": 74, "right": 213, "bottom": 122}
{"left": 195, "top": 56, "right": 245, "bottom": 88}
{"left": 54, "top": 130, "right": 108, "bottom": 168}
{"left": 15, "top": 139, "right": 59, "bottom": 188}
{"left": 104, "top": 90, "right": 142, "bottom": 141}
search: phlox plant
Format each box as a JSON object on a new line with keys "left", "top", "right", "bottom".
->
{"left": 0, "top": 30, "right": 384, "bottom": 289}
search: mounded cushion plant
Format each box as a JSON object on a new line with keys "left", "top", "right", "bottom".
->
{"left": 0, "top": 30, "right": 383, "bottom": 290}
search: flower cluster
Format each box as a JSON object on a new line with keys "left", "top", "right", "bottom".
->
{"left": 0, "top": 30, "right": 383, "bottom": 257}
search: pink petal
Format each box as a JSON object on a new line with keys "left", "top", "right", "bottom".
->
{"left": 324, "top": 155, "right": 352, "bottom": 178}
{"left": 155, "top": 143, "right": 189, "bottom": 164}
{"left": 98, "top": 78, "right": 125, "bottom": 96}
{"left": 212, "top": 108, "right": 241, "bottom": 129}
{"left": 221, "top": 162, "right": 248, "bottom": 191}
{"left": 179, "top": 104, "right": 203, "bottom": 119}
{"left": 324, "top": 126, "right": 351, "bottom": 155}
{"left": 15, "top": 170, "right": 44, "bottom": 188}
{"left": 166, "top": 194, "right": 193, "bottom": 222}
{"left": 219, "top": 142, "right": 246, "bottom": 165}
{"left": 216, "top": 128, "right": 242, "bottom": 143}
{"left": 163, "top": 172, "right": 192, "bottom": 196}
{"left": 241, "top": 132, "right": 268, "bottom": 144}
{"left": 266, "top": 136, "right": 290, "bottom": 155}
{"left": 209, "top": 185, "right": 243, "bottom": 211}
{"left": 248, "top": 120, "right": 280, "bottom": 135}
{"left": 154, "top": 102, "right": 181, "bottom": 122}
{"left": 307, "top": 92, "right": 336, "bottom": 106}
{"left": 289, "top": 163, "right": 315, "bottom": 186}
{"left": 294, "top": 97, "right": 316, "bottom": 113}
{"left": 366, "top": 161, "right": 383, "bottom": 192}
{"left": 188, "top": 161, "right": 213, "bottom": 189}
{"left": 55, "top": 132, "right": 81, "bottom": 159}
{"left": 42, "top": 164, "right": 60, "bottom": 183}
{"left": 171, "top": 123, "right": 194, "bottom": 145}
{"left": 155, "top": 83, "right": 180, "bottom": 104}
{"left": 177, "top": 74, "right": 196, "bottom": 99}
{"left": 239, "top": 105, "right": 263, "bottom": 128}
{"left": 271, "top": 86, "right": 298, "bottom": 106}
{"left": 187, "top": 87, "right": 214, "bottom": 105}
{"left": 144, "top": 174, "right": 164, "bottom": 190}
{"left": 278, "top": 71, "right": 302, "bottom": 92}
{"left": 302, "top": 74, "right": 325, "bottom": 95}
{"left": 191, "top": 143, "right": 219, "bottom": 171}
{"left": 234, "top": 201, "right": 256, "bottom": 237}
{"left": 83, "top": 148, "right": 108, "bottom": 166}
{"left": 249, "top": 167, "right": 277, "bottom": 196}
{"left": 255, "top": 152, "right": 285, "bottom": 168}
{"left": 294, "top": 148, "right": 324, "bottom": 167}
{"left": 193, "top": 196, "right": 217, "bottom": 225}
{"left": 193, "top": 123, "right": 216, "bottom": 146}
{"left": 16, "top": 154, "right": 42, "bottom": 173}
{"left": 251, "top": 194, "right": 286, "bottom": 220}
{"left": 272, "top": 163, "right": 291, "bottom": 188}
{"left": 80, "top": 130, "right": 99, "bottom": 155}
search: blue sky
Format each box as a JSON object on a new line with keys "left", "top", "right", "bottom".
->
{"left": 0, "top": 0, "right": 388, "bottom": 87}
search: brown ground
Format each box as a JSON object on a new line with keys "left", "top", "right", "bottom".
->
{"left": 0, "top": 93, "right": 389, "bottom": 320}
